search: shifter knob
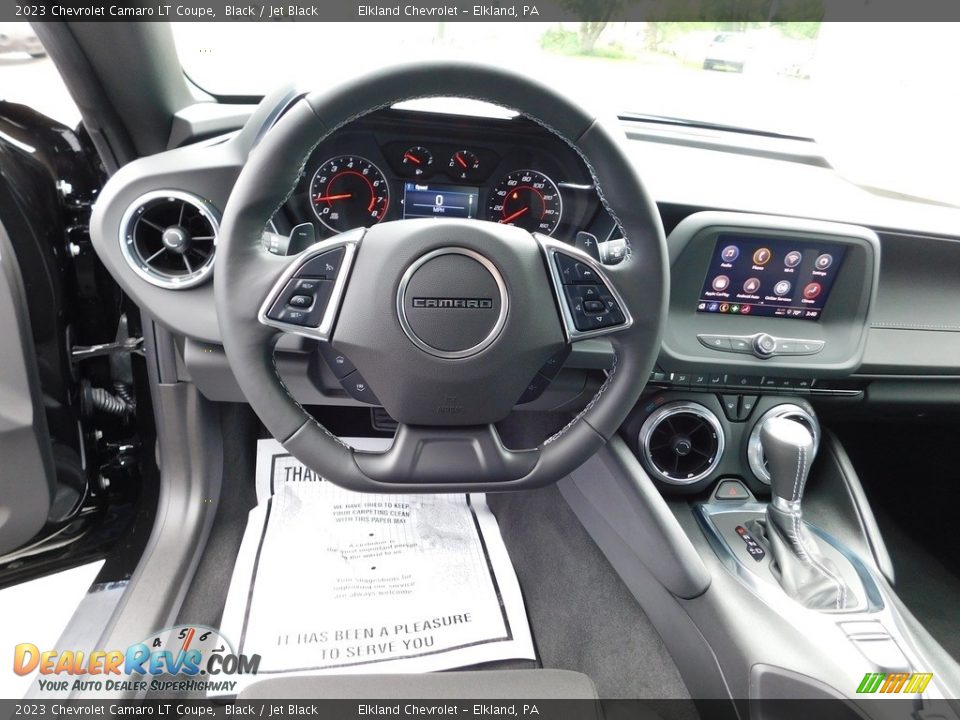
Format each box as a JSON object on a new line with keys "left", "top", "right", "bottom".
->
{"left": 760, "top": 416, "right": 815, "bottom": 511}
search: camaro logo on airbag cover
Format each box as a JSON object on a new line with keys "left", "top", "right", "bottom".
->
{"left": 412, "top": 297, "right": 494, "bottom": 309}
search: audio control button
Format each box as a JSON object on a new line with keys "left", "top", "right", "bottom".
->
{"left": 697, "top": 334, "right": 732, "bottom": 351}
{"left": 754, "top": 333, "right": 777, "bottom": 357}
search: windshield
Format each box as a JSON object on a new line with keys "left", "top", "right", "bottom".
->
{"left": 176, "top": 22, "right": 956, "bottom": 207}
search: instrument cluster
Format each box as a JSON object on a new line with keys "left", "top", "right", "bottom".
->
{"left": 280, "top": 110, "right": 602, "bottom": 244}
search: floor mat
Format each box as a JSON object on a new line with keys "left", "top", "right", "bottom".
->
{"left": 218, "top": 439, "right": 534, "bottom": 694}
{"left": 489, "top": 486, "right": 691, "bottom": 699}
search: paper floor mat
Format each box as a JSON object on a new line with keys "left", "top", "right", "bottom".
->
{"left": 218, "top": 438, "right": 534, "bottom": 693}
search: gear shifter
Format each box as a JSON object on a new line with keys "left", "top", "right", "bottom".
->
{"left": 760, "top": 416, "right": 859, "bottom": 610}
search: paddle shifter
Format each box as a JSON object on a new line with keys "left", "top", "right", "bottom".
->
{"left": 760, "top": 416, "right": 859, "bottom": 610}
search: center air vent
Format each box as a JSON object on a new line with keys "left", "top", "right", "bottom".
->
{"left": 119, "top": 190, "right": 219, "bottom": 289}
{"left": 640, "top": 402, "right": 724, "bottom": 485}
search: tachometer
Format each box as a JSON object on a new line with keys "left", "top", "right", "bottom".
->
{"left": 487, "top": 169, "right": 562, "bottom": 236}
{"left": 310, "top": 155, "right": 390, "bottom": 233}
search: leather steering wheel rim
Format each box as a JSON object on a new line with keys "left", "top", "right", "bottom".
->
{"left": 215, "top": 61, "right": 668, "bottom": 493}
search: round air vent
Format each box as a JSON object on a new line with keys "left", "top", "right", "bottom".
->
{"left": 119, "top": 190, "right": 219, "bottom": 289}
{"left": 748, "top": 404, "right": 820, "bottom": 484}
{"left": 640, "top": 402, "right": 724, "bottom": 485}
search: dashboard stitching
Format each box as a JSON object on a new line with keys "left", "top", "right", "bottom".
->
{"left": 262, "top": 95, "right": 634, "bottom": 450}
{"left": 872, "top": 322, "right": 960, "bottom": 332}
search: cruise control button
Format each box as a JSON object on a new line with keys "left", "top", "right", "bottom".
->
{"left": 317, "top": 343, "right": 356, "bottom": 379}
{"left": 275, "top": 308, "right": 310, "bottom": 326}
{"left": 293, "top": 278, "right": 323, "bottom": 293}
{"left": 297, "top": 247, "right": 345, "bottom": 279}
{"left": 267, "top": 278, "right": 333, "bottom": 326}
{"left": 340, "top": 371, "right": 379, "bottom": 405}
{"left": 288, "top": 294, "right": 313, "bottom": 308}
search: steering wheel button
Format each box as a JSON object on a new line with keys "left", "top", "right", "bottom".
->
{"left": 297, "top": 247, "right": 345, "bottom": 279}
{"left": 573, "top": 262, "right": 598, "bottom": 283}
{"left": 317, "top": 343, "right": 357, "bottom": 379}
{"left": 518, "top": 372, "right": 551, "bottom": 404}
{"left": 275, "top": 308, "right": 310, "bottom": 325}
{"left": 583, "top": 299, "right": 606, "bottom": 313}
{"left": 294, "top": 278, "right": 322, "bottom": 293}
{"left": 539, "top": 346, "right": 571, "bottom": 380}
{"left": 554, "top": 253, "right": 579, "bottom": 284}
{"left": 340, "top": 371, "right": 379, "bottom": 405}
{"left": 288, "top": 295, "right": 313, "bottom": 308}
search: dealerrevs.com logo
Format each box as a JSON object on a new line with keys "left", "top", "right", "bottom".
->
{"left": 14, "top": 625, "right": 260, "bottom": 694}
{"left": 857, "top": 672, "right": 933, "bottom": 694}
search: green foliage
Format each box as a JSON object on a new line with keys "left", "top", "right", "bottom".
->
{"left": 540, "top": 26, "right": 635, "bottom": 59}
{"left": 540, "top": 27, "right": 582, "bottom": 54}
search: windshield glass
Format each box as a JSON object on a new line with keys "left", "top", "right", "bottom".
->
{"left": 173, "top": 22, "right": 959, "bottom": 207}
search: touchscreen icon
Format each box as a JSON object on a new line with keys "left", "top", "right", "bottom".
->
{"left": 741, "top": 304, "right": 752, "bottom": 314}
{"left": 711, "top": 275, "right": 730, "bottom": 292}
{"left": 803, "top": 282, "right": 822, "bottom": 299}
{"left": 721, "top": 246, "right": 739, "bottom": 262}
{"left": 753, "top": 248, "right": 772, "bottom": 266}
{"left": 784, "top": 250, "right": 802, "bottom": 268}
{"left": 815, "top": 253, "right": 833, "bottom": 270}
{"left": 774, "top": 280, "right": 792, "bottom": 296}
{"left": 719, "top": 303, "right": 730, "bottom": 313}
{"left": 708, "top": 302, "right": 719, "bottom": 312}
{"left": 742, "top": 277, "right": 761, "bottom": 294}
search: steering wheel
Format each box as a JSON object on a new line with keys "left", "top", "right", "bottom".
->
{"left": 215, "top": 62, "right": 668, "bottom": 493}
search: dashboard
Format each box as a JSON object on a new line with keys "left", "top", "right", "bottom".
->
{"left": 87, "top": 89, "right": 960, "bottom": 417}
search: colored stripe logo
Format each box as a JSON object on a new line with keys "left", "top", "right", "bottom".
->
{"left": 857, "top": 672, "right": 933, "bottom": 694}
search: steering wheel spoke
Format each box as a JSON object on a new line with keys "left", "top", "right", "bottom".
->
{"left": 258, "top": 228, "right": 363, "bottom": 341}
{"left": 535, "top": 234, "right": 634, "bottom": 342}
{"left": 354, "top": 424, "right": 540, "bottom": 487}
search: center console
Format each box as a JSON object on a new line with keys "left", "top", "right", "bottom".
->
{"left": 580, "top": 213, "right": 958, "bottom": 704}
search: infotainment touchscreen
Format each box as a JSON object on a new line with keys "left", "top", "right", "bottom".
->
{"left": 696, "top": 234, "right": 847, "bottom": 320}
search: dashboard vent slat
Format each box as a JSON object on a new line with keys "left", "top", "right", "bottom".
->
{"left": 119, "top": 190, "right": 219, "bottom": 289}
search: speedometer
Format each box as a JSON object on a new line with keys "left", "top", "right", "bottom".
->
{"left": 487, "top": 170, "right": 562, "bottom": 236}
{"left": 310, "top": 155, "right": 390, "bottom": 233}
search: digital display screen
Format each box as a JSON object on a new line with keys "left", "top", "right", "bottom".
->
{"left": 402, "top": 182, "right": 479, "bottom": 220}
{"left": 696, "top": 234, "right": 847, "bottom": 320}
